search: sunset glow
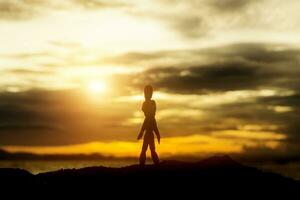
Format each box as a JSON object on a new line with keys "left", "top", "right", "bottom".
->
{"left": 0, "top": 0, "right": 299, "bottom": 163}
{"left": 87, "top": 80, "right": 107, "bottom": 95}
{"left": 3, "top": 131, "right": 285, "bottom": 157}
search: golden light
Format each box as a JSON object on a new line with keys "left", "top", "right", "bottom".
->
{"left": 87, "top": 80, "right": 107, "bottom": 95}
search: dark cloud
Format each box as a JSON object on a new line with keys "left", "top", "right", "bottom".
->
{"left": 146, "top": 0, "right": 267, "bottom": 38}
{"left": 101, "top": 52, "right": 166, "bottom": 65}
{"left": 257, "top": 94, "right": 300, "bottom": 144}
{"left": 170, "top": 15, "right": 207, "bottom": 38}
{"left": 208, "top": 0, "right": 259, "bottom": 12}
{"left": 0, "top": 124, "right": 61, "bottom": 132}
{"left": 285, "top": 122, "right": 300, "bottom": 142}
{"left": 102, "top": 0, "right": 208, "bottom": 38}
{"left": 73, "top": 0, "right": 126, "bottom": 10}
{"left": 0, "top": 89, "right": 139, "bottom": 145}
{"left": 214, "top": 43, "right": 300, "bottom": 63}
{"left": 102, "top": 43, "right": 300, "bottom": 68}
{"left": 259, "top": 94, "right": 300, "bottom": 109}
{"left": 211, "top": 92, "right": 300, "bottom": 154}
{"left": 127, "top": 43, "right": 300, "bottom": 94}
{"left": 0, "top": 0, "right": 43, "bottom": 20}
{"left": 0, "top": 90, "right": 67, "bottom": 145}
{"left": 6, "top": 69, "right": 54, "bottom": 76}
{"left": 140, "top": 62, "right": 271, "bottom": 93}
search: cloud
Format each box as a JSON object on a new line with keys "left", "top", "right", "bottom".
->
{"left": 125, "top": 43, "right": 300, "bottom": 94}
{"left": 0, "top": 42, "right": 299, "bottom": 158}
{"left": 100, "top": 42, "right": 300, "bottom": 68}
{"left": 125, "top": 0, "right": 270, "bottom": 38}
{"left": 152, "top": 0, "right": 300, "bottom": 38}
{"left": 257, "top": 94, "right": 300, "bottom": 143}
{"left": 167, "top": 14, "right": 207, "bottom": 38}
{"left": 0, "top": 0, "right": 255, "bottom": 37}
{"left": 73, "top": 0, "right": 126, "bottom": 9}
{"left": 206, "top": 91, "right": 300, "bottom": 154}
{"left": 140, "top": 62, "right": 274, "bottom": 94}
{"left": 2, "top": 42, "right": 299, "bottom": 95}
{"left": 219, "top": 43, "right": 300, "bottom": 63}
{"left": 0, "top": 0, "right": 126, "bottom": 20}
{"left": 121, "top": 42, "right": 300, "bottom": 156}
{"left": 6, "top": 69, "right": 53, "bottom": 76}
{"left": 0, "top": 89, "right": 141, "bottom": 145}
{"left": 0, "top": 0, "right": 44, "bottom": 20}
{"left": 123, "top": 1, "right": 210, "bottom": 38}
{"left": 207, "top": 0, "right": 260, "bottom": 12}
{"left": 0, "top": 0, "right": 297, "bottom": 40}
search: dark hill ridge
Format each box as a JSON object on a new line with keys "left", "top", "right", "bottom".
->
{"left": 0, "top": 155, "right": 299, "bottom": 195}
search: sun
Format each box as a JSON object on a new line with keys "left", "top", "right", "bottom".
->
{"left": 87, "top": 80, "right": 107, "bottom": 95}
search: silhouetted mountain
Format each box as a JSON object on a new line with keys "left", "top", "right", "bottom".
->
{"left": 0, "top": 155, "right": 299, "bottom": 196}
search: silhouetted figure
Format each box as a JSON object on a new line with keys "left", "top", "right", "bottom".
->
{"left": 137, "top": 85, "right": 160, "bottom": 166}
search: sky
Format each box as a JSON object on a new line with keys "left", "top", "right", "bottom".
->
{"left": 0, "top": 0, "right": 300, "bottom": 159}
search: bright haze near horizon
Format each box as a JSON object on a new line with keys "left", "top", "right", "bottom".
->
{"left": 0, "top": 0, "right": 300, "bottom": 161}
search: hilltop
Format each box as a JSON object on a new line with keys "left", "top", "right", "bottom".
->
{"left": 0, "top": 155, "right": 299, "bottom": 196}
